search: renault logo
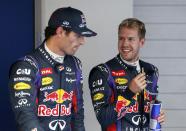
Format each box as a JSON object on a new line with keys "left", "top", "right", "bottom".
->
{"left": 49, "top": 120, "right": 66, "bottom": 130}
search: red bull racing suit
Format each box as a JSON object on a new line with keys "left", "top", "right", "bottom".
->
{"left": 89, "top": 55, "right": 159, "bottom": 131}
{"left": 9, "top": 44, "right": 85, "bottom": 131}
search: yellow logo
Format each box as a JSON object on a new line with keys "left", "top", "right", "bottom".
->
{"left": 93, "top": 93, "right": 104, "bottom": 101}
{"left": 115, "top": 78, "right": 128, "bottom": 85}
{"left": 42, "top": 77, "right": 53, "bottom": 86}
{"left": 14, "top": 82, "right": 31, "bottom": 90}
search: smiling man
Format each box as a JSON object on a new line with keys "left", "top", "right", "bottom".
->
{"left": 89, "top": 18, "right": 165, "bottom": 131}
{"left": 9, "top": 7, "right": 96, "bottom": 131}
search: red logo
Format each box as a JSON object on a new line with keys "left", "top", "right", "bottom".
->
{"left": 38, "top": 104, "right": 71, "bottom": 116}
{"left": 41, "top": 68, "right": 53, "bottom": 75}
{"left": 112, "top": 70, "right": 126, "bottom": 77}
{"left": 43, "top": 89, "right": 73, "bottom": 104}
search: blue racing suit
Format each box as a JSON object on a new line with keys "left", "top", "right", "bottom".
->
{"left": 89, "top": 55, "right": 159, "bottom": 131}
{"left": 9, "top": 43, "right": 85, "bottom": 131}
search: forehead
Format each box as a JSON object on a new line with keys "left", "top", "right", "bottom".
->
{"left": 119, "top": 27, "right": 139, "bottom": 37}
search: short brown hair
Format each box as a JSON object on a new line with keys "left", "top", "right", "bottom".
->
{"left": 118, "top": 18, "right": 146, "bottom": 39}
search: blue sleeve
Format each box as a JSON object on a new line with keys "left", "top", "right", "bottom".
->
{"left": 9, "top": 60, "right": 44, "bottom": 131}
{"left": 89, "top": 65, "right": 136, "bottom": 128}
{"left": 71, "top": 59, "right": 85, "bottom": 131}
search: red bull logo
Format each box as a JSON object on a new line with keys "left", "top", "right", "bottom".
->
{"left": 38, "top": 103, "right": 71, "bottom": 116}
{"left": 116, "top": 96, "right": 131, "bottom": 113}
{"left": 125, "top": 102, "right": 150, "bottom": 113}
{"left": 43, "top": 89, "right": 73, "bottom": 103}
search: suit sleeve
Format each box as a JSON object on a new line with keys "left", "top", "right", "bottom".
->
{"left": 88, "top": 65, "right": 135, "bottom": 128}
{"left": 71, "top": 59, "right": 85, "bottom": 131}
{"left": 9, "top": 60, "right": 44, "bottom": 131}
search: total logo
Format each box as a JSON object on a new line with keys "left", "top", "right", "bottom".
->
{"left": 42, "top": 77, "right": 53, "bottom": 86}
{"left": 112, "top": 70, "right": 126, "bottom": 77}
{"left": 41, "top": 68, "right": 53, "bottom": 75}
{"left": 14, "top": 82, "right": 31, "bottom": 90}
{"left": 43, "top": 89, "right": 73, "bottom": 104}
{"left": 38, "top": 103, "right": 71, "bottom": 116}
{"left": 49, "top": 119, "right": 66, "bottom": 131}
{"left": 115, "top": 78, "right": 128, "bottom": 85}
{"left": 16, "top": 68, "right": 31, "bottom": 75}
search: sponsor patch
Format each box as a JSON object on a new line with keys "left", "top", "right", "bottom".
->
{"left": 40, "top": 86, "right": 54, "bottom": 91}
{"left": 43, "top": 89, "right": 73, "bottom": 104}
{"left": 15, "top": 91, "right": 30, "bottom": 98}
{"left": 115, "top": 78, "right": 128, "bottom": 85}
{"left": 16, "top": 68, "right": 31, "bottom": 75}
{"left": 66, "top": 78, "right": 76, "bottom": 83}
{"left": 14, "top": 77, "right": 31, "bottom": 82}
{"left": 15, "top": 98, "right": 30, "bottom": 108}
{"left": 93, "top": 93, "right": 104, "bottom": 101}
{"left": 116, "top": 95, "right": 131, "bottom": 114}
{"left": 92, "top": 87, "right": 104, "bottom": 94}
{"left": 112, "top": 70, "right": 126, "bottom": 77}
{"left": 42, "top": 77, "right": 53, "bottom": 86}
{"left": 14, "top": 82, "right": 31, "bottom": 90}
{"left": 41, "top": 68, "right": 53, "bottom": 75}
{"left": 92, "top": 79, "right": 103, "bottom": 87}
{"left": 38, "top": 103, "right": 71, "bottom": 116}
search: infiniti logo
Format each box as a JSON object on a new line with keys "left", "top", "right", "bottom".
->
{"left": 49, "top": 120, "right": 66, "bottom": 130}
{"left": 132, "top": 115, "right": 147, "bottom": 126}
{"left": 18, "top": 99, "right": 28, "bottom": 105}
{"left": 66, "top": 67, "right": 72, "bottom": 72}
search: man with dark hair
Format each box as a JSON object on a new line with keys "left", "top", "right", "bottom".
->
{"left": 89, "top": 18, "right": 165, "bottom": 131}
{"left": 9, "top": 7, "right": 96, "bottom": 131}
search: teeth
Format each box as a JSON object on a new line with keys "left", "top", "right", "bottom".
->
{"left": 123, "top": 49, "right": 130, "bottom": 52}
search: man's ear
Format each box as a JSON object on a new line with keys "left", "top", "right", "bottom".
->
{"left": 140, "top": 38, "right": 145, "bottom": 47}
{"left": 56, "top": 26, "right": 65, "bottom": 37}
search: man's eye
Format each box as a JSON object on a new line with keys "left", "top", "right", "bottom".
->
{"left": 76, "top": 34, "right": 81, "bottom": 38}
{"left": 128, "top": 37, "right": 134, "bottom": 41}
{"left": 119, "top": 37, "right": 124, "bottom": 41}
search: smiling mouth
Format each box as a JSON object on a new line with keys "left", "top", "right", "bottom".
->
{"left": 122, "top": 48, "right": 131, "bottom": 53}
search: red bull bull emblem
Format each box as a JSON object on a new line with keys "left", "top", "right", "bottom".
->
{"left": 43, "top": 89, "right": 73, "bottom": 104}
{"left": 116, "top": 96, "right": 131, "bottom": 114}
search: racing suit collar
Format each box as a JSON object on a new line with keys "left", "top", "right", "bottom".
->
{"left": 119, "top": 54, "right": 141, "bottom": 73}
{"left": 38, "top": 43, "right": 65, "bottom": 67}
{"left": 116, "top": 54, "right": 138, "bottom": 72}
{"left": 44, "top": 43, "right": 64, "bottom": 64}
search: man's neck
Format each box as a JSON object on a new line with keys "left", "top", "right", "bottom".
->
{"left": 46, "top": 39, "right": 65, "bottom": 56}
{"left": 120, "top": 55, "right": 141, "bottom": 73}
{"left": 45, "top": 42, "right": 64, "bottom": 63}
